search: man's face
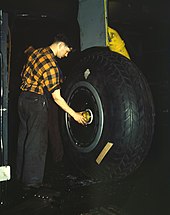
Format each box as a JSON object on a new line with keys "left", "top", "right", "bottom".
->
{"left": 57, "top": 42, "right": 72, "bottom": 58}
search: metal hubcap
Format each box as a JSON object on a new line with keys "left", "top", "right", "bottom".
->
{"left": 65, "top": 81, "right": 104, "bottom": 153}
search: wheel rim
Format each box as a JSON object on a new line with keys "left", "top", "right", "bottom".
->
{"left": 65, "top": 81, "right": 104, "bottom": 153}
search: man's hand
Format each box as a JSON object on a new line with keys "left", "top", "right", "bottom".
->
{"left": 73, "top": 112, "right": 87, "bottom": 125}
{"left": 52, "top": 89, "right": 87, "bottom": 125}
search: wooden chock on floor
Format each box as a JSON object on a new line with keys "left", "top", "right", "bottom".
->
{"left": 96, "top": 142, "right": 113, "bottom": 164}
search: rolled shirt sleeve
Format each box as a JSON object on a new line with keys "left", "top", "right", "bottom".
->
{"left": 43, "top": 66, "right": 61, "bottom": 93}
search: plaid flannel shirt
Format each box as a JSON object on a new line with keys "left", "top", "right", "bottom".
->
{"left": 20, "top": 46, "right": 62, "bottom": 95}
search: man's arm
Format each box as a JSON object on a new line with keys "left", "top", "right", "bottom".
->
{"left": 52, "top": 89, "right": 86, "bottom": 125}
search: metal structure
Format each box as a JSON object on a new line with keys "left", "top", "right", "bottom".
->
{"left": 78, "top": 0, "right": 130, "bottom": 59}
{"left": 0, "top": 10, "right": 10, "bottom": 205}
{"left": 78, "top": 0, "right": 108, "bottom": 51}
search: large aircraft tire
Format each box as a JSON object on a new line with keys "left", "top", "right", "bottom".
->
{"left": 60, "top": 48, "right": 155, "bottom": 181}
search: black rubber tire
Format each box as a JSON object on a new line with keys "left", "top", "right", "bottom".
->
{"left": 60, "top": 48, "right": 155, "bottom": 181}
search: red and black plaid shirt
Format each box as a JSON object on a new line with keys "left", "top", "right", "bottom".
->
{"left": 20, "top": 46, "right": 62, "bottom": 95}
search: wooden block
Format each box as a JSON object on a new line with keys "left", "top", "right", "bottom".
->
{"left": 96, "top": 142, "right": 113, "bottom": 164}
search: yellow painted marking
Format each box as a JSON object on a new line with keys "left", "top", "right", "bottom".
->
{"left": 96, "top": 142, "right": 113, "bottom": 164}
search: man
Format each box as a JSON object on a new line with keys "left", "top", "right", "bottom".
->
{"left": 16, "top": 34, "right": 86, "bottom": 190}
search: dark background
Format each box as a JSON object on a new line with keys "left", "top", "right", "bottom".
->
{"left": 0, "top": 0, "right": 169, "bottom": 214}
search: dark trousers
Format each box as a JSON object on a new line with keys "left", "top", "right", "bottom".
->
{"left": 16, "top": 91, "right": 48, "bottom": 186}
{"left": 47, "top": 97, "right": 63, "bottom": 163}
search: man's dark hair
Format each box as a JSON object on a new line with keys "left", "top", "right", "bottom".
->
{"left": 53, "top": 33, "right": 72, "bottom": 48}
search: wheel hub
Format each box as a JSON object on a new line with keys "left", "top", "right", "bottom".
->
{"left": 82, "top": 108, "right": 93, "bottom": 124}
{"left": 65, "top": 81, "right": 104, "bottom": 153}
